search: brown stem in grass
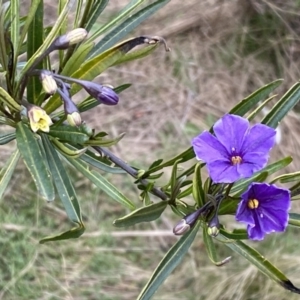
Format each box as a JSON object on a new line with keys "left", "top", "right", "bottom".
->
{"left": 93, "top": 146, "right": 168, "bottom": 201}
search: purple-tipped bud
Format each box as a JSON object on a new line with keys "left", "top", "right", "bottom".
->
{"left": 76, "top": 80, "right": 119, "bottom": 105}
{"left": 52, "top": 28, "right": 88, "bottom": 50}
{"left": 57, "top": 86, "right": 81, "bottom": 126}
{"left": 173, "top": 219, "right": 190, "bottom": 236}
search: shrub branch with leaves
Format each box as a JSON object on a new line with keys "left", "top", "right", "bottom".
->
{"left": 1, "top": 0, "right": 300, "bottom": 299}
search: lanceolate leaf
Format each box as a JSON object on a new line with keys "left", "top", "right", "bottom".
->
{"left": 230, "top": 79, "right": 283, "bottom": 117}
{"left": 113, "top": 201, "right": 168, "bottom": 227}
{"left": 26, "top": 0, "right": 43, "bottom": 103}
{"left": 48, "top": 125, "right": 90, "bottom": 144}
{"left": 41, "top": 134, "right": 82, "bottom": 223}
{"left": 87, "top": 0, "right": 146, "bottom": 44}
{"left": 19, "top": 0, "right": 41, "bottom": 50}
{"left": 85, "top": 0, "right": 109, "bottom": 31}
{"left": 0, "top": 87, "right": 21, "bottom": 111}
{"left": 262, "top": 82, "right": 300, "bottom": 128}
{"left": 89, "top": 0, "right": 170, "bottom": 57}
{"left": 221, "top": 235, "right": 300, "bottom": 294}
{"left": 0, "top": 132, "right": 16, "bottom": 145}
{"left": 61, "top": 42, "right": 94, "bottom": 76}
{"left": 16, "top": 122, "right": 55, "bottom": 201}
{"left": 0, "top": 149, "right": 20, "bottom": 200}
{"left": 67, "top": 157, "right": 135, "bottom": 210}
{"left": 39, "top": 222, "right": 85, "bottom": 244}
{"left": 10, "top": 0, "right": 20, "bottom": 71}
{"left": 137, "top": 221, "right": 201, "bottom": 300}
{"left": 289, "top": 213, "right": 300, "bottom": 227}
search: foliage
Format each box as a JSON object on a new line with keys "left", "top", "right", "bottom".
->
{"left": 1, "top": 0, "right": 300, "bottom": 299}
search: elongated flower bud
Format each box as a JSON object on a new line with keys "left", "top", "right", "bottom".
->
{"left": 207, "top": 214, "right": 220, "bottom": 237}
{"left": 173, "top": 219, "right": 190, "bottom": 235}
{"left": 77, "top": 80, "right": 119, "bottom": 105}
{"left": 39, "top": 71, "right": 57, "bottom": 94}
{"left": 52, "top": 28, "right": 88, "bottom": 50}
{"left": 57, "top": 86, "right": 81, "bottom": 126}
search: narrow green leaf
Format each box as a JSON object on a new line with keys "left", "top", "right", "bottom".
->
{"left": 16, "top": 122, "right": 55, "bottom": 201}
{"left": 271, "top": 171, "right": 300, "bottom": 184}
{"left": 26, "top": 0, "right": 43, "bottom": 103}
{"left": 203, "top": 225, "right": 231, "bottom": 266}
{"left": 41, "top": 134, "right": 82, "bottom": 222}
{"left": 288, "top": 213, "right": 300, "bottom": 227}
{"left": 221, "top": 235, "right": 300, "bottom": 294}
{"left": 137, "top": 221, "right": 201, "bottom": 300}
{"left": 0, "top": 87, "right": 21, "bottom": 111}
{"left": 80, "top": 149, "right": 126, "bottom": 174}
{"left": 230, "top": 79, "right": 283, "bottom": 117}
{"left": 0, "top": 149, "right": 20, "bottom": 199}
{"left": 87, "top": 0, "right": 145, "bottom": 43}
{"left": 51, "top": 138, "right": 87, "bottom": 159}
{"left": 39, "top": 223, "right": 85, "bottom": 244}
{"left": 192, "top": 163, "right": 205, "bottom": 207}
{"left": 0, "top": 132, "right": 16, "bottom": 145}
{"left": 111, "top": 44, "right": 158, "bottom": 66}
{"left": 84, "top": 132, "right": 125, "bottom": 147}
{"left": 48, "top": 125, "right": 90, "bottom": 144}
{"left": 61, "top": 42, "right": 94, "bottom": 76}
{"left": 89, "top": 0, "right": 170, "bottom": 57}
{"left": 219, "top": 228, "right": 248, "bottom": 240}
{"left": 113, "top": 201, "right": 168, "bottom": 227}
{"left": 67, "top": 157, "right": 135, "bottom": 210}
{"left": 247, "top": 95, "right": 278, "bottom": 121}
{"left": 85, "top": 0, "right": 109, "bottom": 31}
{"left": 19, "top": 0, "right": 41, "bottom": 50}
{"left": 10, "top": 0, "right": 20, "bottom": 67}
{"left": 262, "top": 82, "right": 300, "bottom": 128}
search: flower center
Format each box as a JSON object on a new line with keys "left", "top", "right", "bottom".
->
{"left": 231, "top": 156, "right": 242, "bottom": 165}
{"left": 248, "top": 198, "right": 259, "bottom": 209}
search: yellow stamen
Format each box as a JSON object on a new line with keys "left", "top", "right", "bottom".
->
{"left": 231, "top": 155, "right": 242, "bottom": 165}
{"left": 248, "top": 198, "right": 259, "bottom": 209}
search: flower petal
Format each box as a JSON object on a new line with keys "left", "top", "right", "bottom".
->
{"left": 213, "top": 114, "right": 249, "bottom": 153}
{"left": 207, "top": 160, "right": 240, "bottom": 183}
{"left": 241, "top": 123, "right": 276, "bottom": 155}
{"left": 192, "top": 131, "right": 228, "bottom": 163}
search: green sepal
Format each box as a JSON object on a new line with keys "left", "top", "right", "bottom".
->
{"left": 113, "top": 201, "right": 168, "bottom": 227}
{"left": 16, "top": 122, "right": 55, "bottom": 201}
{"left": 137, "top": 220, "right": 201, "bottom": 300}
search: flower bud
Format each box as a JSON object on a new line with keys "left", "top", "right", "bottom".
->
{"left": 173, "top": 219, "right": 190, "bottom": 236}
{"left": 207, "top": 214, "right": 220, "bottom": 237}
{"left": 76, "top": 80, "right": 119, "bottom": 105}
{"left": 67, "top": 111, "right": 82, "bottom": 127}
{"left": 39, "top": 71, "right": 57, "bottom": 94}
{"left": 27, "top": 105, "right": 53, "bottom": 132}
{"left": 53, "top": 28, "right": 88, "bottom": 50}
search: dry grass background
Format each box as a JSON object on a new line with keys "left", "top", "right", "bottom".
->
{"left": 3, "top": 0, "right": 300, "bottom": 299}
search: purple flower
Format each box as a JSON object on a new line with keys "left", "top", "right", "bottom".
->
{"left": 236, "top": 182, "right": 290, "bottom": 240}
{"left": 192, "top": 114, "right": 276, "bottom": 183}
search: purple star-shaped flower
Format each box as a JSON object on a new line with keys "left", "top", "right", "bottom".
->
{"left": 236, "top": 182, "right": 290, "bottom": 240}
{"left": 192, "top": 114, "right": 276, "bottom": 183}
